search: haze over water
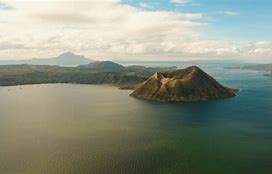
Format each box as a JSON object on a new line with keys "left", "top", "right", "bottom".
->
{"left": 0, "top": 62, "right": 272, "bottom": 174}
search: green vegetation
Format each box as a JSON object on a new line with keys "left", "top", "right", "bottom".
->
{"left": 0, "top": 61, "right": 177, "bottom": 89}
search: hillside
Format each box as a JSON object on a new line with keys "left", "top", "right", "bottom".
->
{"left": 130, "top": 66, "right": 238, "bottom": 102}
{"left": 0, "top": 61, "right": 176, "bottom": 88}
{"left": 79, "top": 61, "right": 125, "bottom": 72}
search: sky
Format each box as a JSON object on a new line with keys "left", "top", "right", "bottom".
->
{"left": 0, "top": 0, "right": 271, "bottom": 62}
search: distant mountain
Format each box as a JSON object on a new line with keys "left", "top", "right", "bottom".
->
{"left": 0, "top": 52, "right": 92, "bottom": 66}
{"left": 130, "top": 66, "right": 238, "bottom": 102}
{"left": 80, "top": 61, "right": 125, "bottom": 72}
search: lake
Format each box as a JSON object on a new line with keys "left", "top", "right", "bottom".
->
{"left": 0, "top": 62, "right": 272, "bottom": 174}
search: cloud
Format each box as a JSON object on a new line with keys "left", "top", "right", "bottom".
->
{"left": 139, "top": 2, "right": 153, "bottom": 9}
{"left": 221, "top": 11, "right": 239, "bottom": 16}
{"left": 174, "top": 40, "right": 272, "bottom": 60}
{"left": 0, "top": 0, "right": 206, "bottom": 59}
{"left": 0, "top": 1, "right": 14, "bottom": 10}
{"left": 0, "top": 0, "right": 270, "bottom": 62}
{"left": 37, "top": 13, "right": 95, "bottom": 24}
{"left": 170, "top": 0, "right": 191, "bottom": 6}
{"left": 170, "top": 0, "right": 201, "bottom": 7}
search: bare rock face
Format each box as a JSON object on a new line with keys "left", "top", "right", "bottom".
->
{"left": 130, "top": 66, "right": 238, "bottom": 102}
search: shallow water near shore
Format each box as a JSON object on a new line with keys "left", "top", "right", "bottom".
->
{"left": 0, "top": 63, "right": 272, "bottom": 174}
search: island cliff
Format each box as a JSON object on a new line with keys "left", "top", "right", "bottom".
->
{"left": 130, "top": 66, "right": 238, "bottom": 102}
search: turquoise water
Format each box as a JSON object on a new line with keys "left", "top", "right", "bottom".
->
{"left": 0, "top": 63, "right": 272, "bottom": 174}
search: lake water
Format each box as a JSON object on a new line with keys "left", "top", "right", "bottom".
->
{"left": 0, "top": 62, "right": 272, "bottom": 174}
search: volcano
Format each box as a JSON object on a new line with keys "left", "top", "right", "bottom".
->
{"left": 130, "top": 66, "right": 238, "bottom": 102}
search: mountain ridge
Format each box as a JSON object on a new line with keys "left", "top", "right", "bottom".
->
{"left": 0, "top": 61, "right": 176, "bottom": 89}
{"left": 0, "top": 52, "right": 92, "bottom": 66}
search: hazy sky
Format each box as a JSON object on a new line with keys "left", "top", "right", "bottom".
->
{"left": 0, "top": 0, "right": 271, "bottom": 62}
